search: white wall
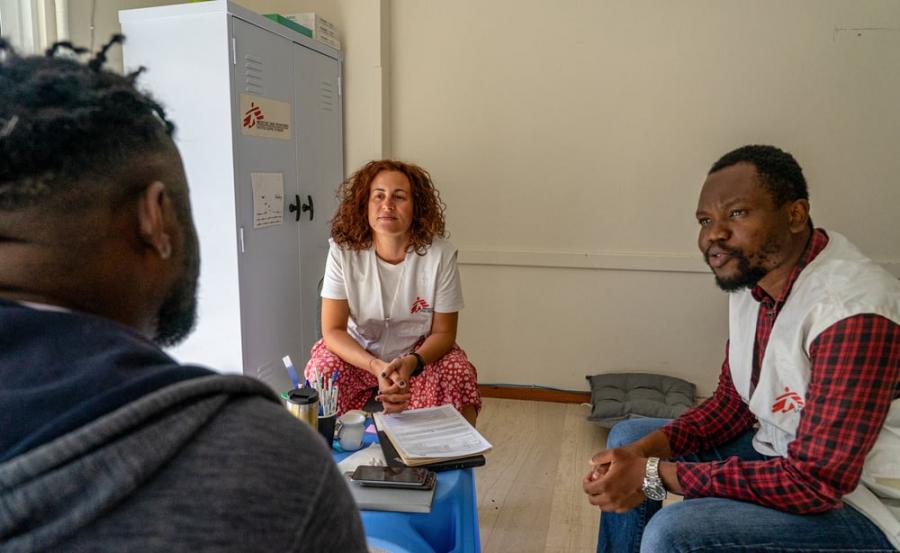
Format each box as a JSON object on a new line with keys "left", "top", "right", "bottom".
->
{"left": 388, "top": 1, "right": 900, "bottom": 395}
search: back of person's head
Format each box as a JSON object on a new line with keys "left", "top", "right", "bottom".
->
{"left": 0, "top": 35, "right": 179, "bottom": 212}
{"left": 0, "top": 36, "right": 199, "bottom": 345}
{"left": 708, "top": 144, "right": 809, "bottom": 207}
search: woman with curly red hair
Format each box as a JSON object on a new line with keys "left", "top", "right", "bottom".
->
{"left": 304, "top": 160, "right": 481, "bottom": 425}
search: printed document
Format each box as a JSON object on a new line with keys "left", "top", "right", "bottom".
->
{"left": 374, "top": 405, "right": 492, "bottom": 466}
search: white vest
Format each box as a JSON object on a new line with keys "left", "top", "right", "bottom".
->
{"left": 729, "top": 231, "right": 900, "bottom": 549}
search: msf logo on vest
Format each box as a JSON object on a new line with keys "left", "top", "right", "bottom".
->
{"left": 410, "top": 297, "right": 433, "bottom": 314}
{"left": 771, "top": 387, "right": 805, "bottom": 414}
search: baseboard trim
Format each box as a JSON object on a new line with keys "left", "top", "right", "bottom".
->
{"left": 479, "top": 385, "right": 591, "bottom": 404}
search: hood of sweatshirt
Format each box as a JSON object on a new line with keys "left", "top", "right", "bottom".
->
{"left": 0, "top": 301, "right": 278, "bottom": 551}
{"left": 0, "top": 373, "right": 277, "bottom": 551}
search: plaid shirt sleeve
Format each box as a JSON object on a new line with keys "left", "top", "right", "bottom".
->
{"left": 674, "top": 314, "right": 900, "bottom": 513}
{"left": 661, "top": 343, "right": 756, "bottom": 454}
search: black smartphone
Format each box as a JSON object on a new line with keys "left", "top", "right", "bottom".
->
{"left": 350, "top": 466, "right": 434, "bottom": 489}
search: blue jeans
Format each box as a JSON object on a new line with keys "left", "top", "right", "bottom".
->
{"left": 597, "top": 418, "right": 896, "bottom": 553}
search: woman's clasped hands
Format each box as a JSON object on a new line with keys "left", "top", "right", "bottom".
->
{"left": 373, "top": 354, "right": 418, "bottom": 413}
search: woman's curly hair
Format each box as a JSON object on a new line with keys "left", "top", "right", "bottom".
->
{"left": 331, "top": 160, "right": 447, "bottom": 254}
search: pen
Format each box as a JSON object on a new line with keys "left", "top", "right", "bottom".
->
{"left": 282, "top": 355, "right": 300, "bottom": 389}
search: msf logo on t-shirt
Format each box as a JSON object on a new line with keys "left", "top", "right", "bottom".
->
{"left": 771, "top": 387, "right": 805, "bottom": 414}
{"left": 243, "top": 102, "right": 265, "bottom": 128}
{"left": 410, "top": 297, "right": 433, "bottom": 314}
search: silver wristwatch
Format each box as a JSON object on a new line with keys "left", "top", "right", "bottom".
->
{"left": 642, "top": 457, "right": 667, "bottom": 501}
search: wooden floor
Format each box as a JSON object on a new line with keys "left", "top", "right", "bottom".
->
{"left": 474, "top": 397, "right": 609, "bottom": 553}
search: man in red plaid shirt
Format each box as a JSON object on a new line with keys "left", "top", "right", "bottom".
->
{"left": 583, "top": 145, "right": 900, "bottom": 553}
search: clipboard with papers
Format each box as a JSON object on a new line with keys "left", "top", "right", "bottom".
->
{"left": 373, "top": 404, "right": 492, "bottom": 468}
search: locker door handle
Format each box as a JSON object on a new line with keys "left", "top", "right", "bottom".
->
{"left": 289, "top": 195, "right": 301, "bottom": 221}
{"left": 301, "top": 194, "right": 314, "bottom": 221}
{"left": 288, "top": 194, "right": 313, "bottom": 221}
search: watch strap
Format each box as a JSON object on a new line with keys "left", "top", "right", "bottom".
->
{"left": 408, "top": 352, "right": 425, "bottom": 376}
{"left": 643, "top": 457, "right": 667, "bottom": 501}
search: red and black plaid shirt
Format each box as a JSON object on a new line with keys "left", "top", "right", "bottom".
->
{"left": 662, "top": 229, "right": 900, "bottom": 513}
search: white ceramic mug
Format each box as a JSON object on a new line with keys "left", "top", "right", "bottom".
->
{"left": 335, "top": 411, "right": 366, "bottom": 451}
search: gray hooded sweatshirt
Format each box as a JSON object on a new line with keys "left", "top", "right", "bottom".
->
{"left": 0, "top": 370, "right": 367, "bottom": 552}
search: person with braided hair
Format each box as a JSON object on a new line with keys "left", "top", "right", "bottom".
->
{"left": 0, "top": 37, "right": 366, "bottom": 552}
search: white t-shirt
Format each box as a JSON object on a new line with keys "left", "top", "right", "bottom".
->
{"left": 322, "top": 237, "right": 464, "bottom": 362}
{"left": 376, "top": 257, "right": 404, "bottom": 320}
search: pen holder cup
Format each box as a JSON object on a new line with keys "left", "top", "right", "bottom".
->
{"left": 317, "top": 413, "right": 337, "bottom": 447}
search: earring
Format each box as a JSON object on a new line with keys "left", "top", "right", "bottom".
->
{"left": 159, "top": 240, "right": 172, "bottom": 260}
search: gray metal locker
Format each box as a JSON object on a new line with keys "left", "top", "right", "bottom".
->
{"left": 120, "top": 0, "right": 343, "bottom": 394}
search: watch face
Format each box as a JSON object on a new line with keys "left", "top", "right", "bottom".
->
{"left": 643, "top": 478, "right": 667, "bottom": 501}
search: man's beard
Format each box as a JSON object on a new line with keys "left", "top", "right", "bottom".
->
{"left": 711, "top": 251, "right": 769, "bottom": 292}
{"left": 705, "top": 238, "right": 781, "bottom": 293}
{"left": 153, "top": 225, "right": 200, "bottom": 347}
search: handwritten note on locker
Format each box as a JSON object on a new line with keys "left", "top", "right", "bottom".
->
{"left": 251, "top": 172, "right": 285, "bottom": 228}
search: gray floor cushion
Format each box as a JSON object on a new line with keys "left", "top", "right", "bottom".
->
{"left": 586, "top": 373, "right": 696, "bottom": 428}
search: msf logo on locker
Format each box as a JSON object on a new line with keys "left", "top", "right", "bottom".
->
{"left": 243, "top": 102, "right": 265, "bottom": 128}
